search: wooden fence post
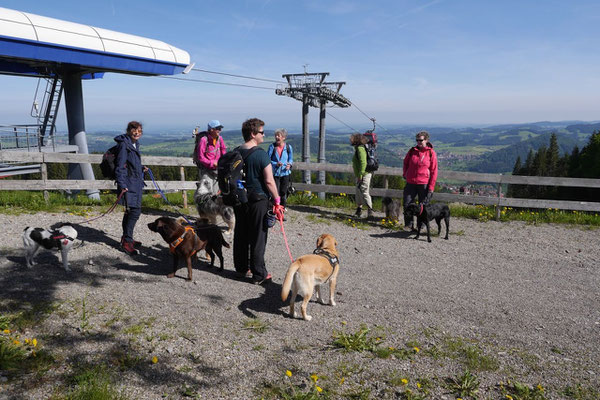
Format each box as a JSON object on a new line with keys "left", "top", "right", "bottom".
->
{"left": 180, "top": 166, "right": 187, "bottom": 209}
{"left": 384, "top": 176, "right": 389, "bottom": 189}
{"left": 495, "top": 175, "right": 503, "bottom": 220}
{"left": 41, "top": 159, "right": 49, "bottom": 203}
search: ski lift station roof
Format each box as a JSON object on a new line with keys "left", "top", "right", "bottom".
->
{"left": 0, "top": 6, "right": 191, "bottom": 78}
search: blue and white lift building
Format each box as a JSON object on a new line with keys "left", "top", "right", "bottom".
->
{"left": 0, "top": 6, "right": 191, "bottom": 198}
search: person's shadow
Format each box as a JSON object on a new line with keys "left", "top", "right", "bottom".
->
{"left": 238, "top": 281, "right": 287, "bottom": 318}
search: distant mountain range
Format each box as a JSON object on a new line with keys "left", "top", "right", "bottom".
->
{"left": 83, "top": 121, "right": 599, "bottom": 174}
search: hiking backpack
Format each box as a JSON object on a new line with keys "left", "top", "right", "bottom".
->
{"left": 99, "top": 145, "right": 120, "bottom": 179}
{"left": 217, "top": 146, "right": 259, "bottom": 207}
{"left": 363, "top": 132, "right": 379, "bottom": 173}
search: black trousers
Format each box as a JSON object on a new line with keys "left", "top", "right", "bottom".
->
{"left": 403, "top": 183, "right": 428, "bottom": 226}
{"left": 233, "top": 197, "right": 269, "bottom": 280}
{"left": 121, "top": 190, "right": 142, "bottom": 243}
{"left": 274, "top": 175, "right": 290, "bottom": 207}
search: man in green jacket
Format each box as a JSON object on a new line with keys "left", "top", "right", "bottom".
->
{"left": 350, "top": 133, "right": 374, "bottom": 219}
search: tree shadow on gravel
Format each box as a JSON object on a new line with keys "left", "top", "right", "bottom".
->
{"left": 238, "top": 281, "right": 287, "bottom": 318}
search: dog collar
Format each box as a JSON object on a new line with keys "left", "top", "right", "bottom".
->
{"left": 169, "top": 226, "right": 196, "bottom": 254}
{"left": 313, "top": 248, "right": 339, "bottom": 267}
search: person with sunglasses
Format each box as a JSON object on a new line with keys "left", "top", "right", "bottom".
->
{"left": 194, "top": 119, "right": 227, "bottom": 195}
{"left": 233, "top": 118, "right": 281, "bottom": 285}
{"left": 402, "top": 130, "right": 438, "bottom": 230}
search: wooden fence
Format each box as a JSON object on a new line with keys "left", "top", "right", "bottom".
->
{"left": 1, "top": 151, "right": 599, "bottom": 214}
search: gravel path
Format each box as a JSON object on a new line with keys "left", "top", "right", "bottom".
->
{"left": 0, "top": 206, "right": 599, "bottom": 399}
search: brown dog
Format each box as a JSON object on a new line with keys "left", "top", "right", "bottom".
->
{"left": 281, "top": 234, "right": 340, "bottom": 321}
{"left": 148, "top": 216, "right": 228, "bottom": 280}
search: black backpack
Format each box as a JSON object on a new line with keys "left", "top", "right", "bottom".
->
{"left": 364, "top": 142, "right": 379, "bottom": 173}
{"left": 217, "top": 146, "right": 259, "bottom": 206}
{"left": 100, "top": 145, "right": 119, "bottom": 180}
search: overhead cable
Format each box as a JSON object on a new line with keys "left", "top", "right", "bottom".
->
{"left": 351, "top": 101, "right": 390, "bottom": 132}
{"left": 157, "top": 75, "right": 275, "bottom": 90}
{"left": 326, "top": 111, "right": 361, "bottom": 133}
{"left": 190, "top": 68, "right": 285, "bottom": 84}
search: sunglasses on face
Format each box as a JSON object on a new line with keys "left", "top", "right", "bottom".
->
{"left": 416, "top": 139, "right": 426, "bottom": 142}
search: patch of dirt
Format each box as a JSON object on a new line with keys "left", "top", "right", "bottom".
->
{"left": 0, "top": 206, "right": 598, "bottom": 399}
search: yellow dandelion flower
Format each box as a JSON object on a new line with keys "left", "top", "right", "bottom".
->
{"left": 32, "top": 338, "right": 37, "bottom": 347}
{"left": 401, "top": 378, "right": 408, "bottom": 385}
{"left": 341, "top": 321, "right": 347, "bottom": 325}
{"left": 388, "top": 346, "right": 395, "bottom": 351}
{"left": 311, "top": 374, "right": 318, "bottom": 382}
{"left": 13, "top": 340, "right": 20, "bottom": 345}
{"left": 413, "top": 347, "right": 420, "bottom": 352}
{"left": 25, "top": 339, "right": 30, "bottom": 344}
{"left": 316, "top": 386, "right": 322, "bottom": 393}
{"left": 3, "top": 329, "right": 9, "bottom": 334}
{"left": 340, "top": 377, "right": 345, "bottom": 384}
{"left": 506, "top": 395, "right": 514, "bottom": 400}
{"left": 286, "top": 370, "right": 292, "bottom": 377}
{"left": 536, "top": 384, "right": 544, "bottom": 391}
{"left": 152, "top": 356, "right": 158, "bottom": 364}
{"left": 417, "top": 382, "right": 421, "bottom": 389}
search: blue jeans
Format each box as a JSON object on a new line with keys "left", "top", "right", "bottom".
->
{"left": 121, "top": 190, "right": 142, "bottom": 243}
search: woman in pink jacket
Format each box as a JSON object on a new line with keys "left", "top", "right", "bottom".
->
{"left": 402, "top": 130, "right": 438, "bottom": 229}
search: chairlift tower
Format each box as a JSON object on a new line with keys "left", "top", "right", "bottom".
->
{"left": 276, "top": 72, "right": 351, "bottom": 189}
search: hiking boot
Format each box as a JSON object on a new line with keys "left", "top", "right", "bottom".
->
{"left": 252, "top": 273, "right": 272, "bottom": 285}
{"left": 354, "top": 207, "right": 362, "bottom": 218}
{"left": 367, "top": 208, "right": 374, "bottom": 220}
{"left": 122, "top": 241, "right": 139, "bottom": 256}
{"left": 121, "top": 237, "right": 142, "bottom": 249}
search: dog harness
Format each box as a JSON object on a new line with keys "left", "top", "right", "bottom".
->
{"left": 50, "top": 232, "right": 75, "bottom": 247}
{"left": 169, "top": 226, "right": 198, "bottom": 255}
{"left": 313, "top": 248, "right": 339, "bottom": 283}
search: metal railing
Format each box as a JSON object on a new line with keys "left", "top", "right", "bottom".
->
{"left": 0, "top": 124, "right": 56, "bottom": 152}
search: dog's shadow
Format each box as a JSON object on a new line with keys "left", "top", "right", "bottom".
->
{"left": 370, "top": 230, "right": 414, "bottom": 239}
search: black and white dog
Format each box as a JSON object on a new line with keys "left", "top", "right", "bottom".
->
{"left": 23, "top": 223, "right": 78, "bottom": 271}
{"left": 404, "top": 202, "right": 450, "bottom": 242}
{"left": 382, "top": 197, "right": 402, "bottom": 222}
{"left": 194, "top": 179, "right": 235, "bottom": 234}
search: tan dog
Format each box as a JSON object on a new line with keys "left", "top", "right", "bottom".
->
{"left": 281, "top": 234, "right": 340, "bottom": 321}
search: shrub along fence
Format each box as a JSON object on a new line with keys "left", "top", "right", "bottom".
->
{"left": 1, "top": 151, "right": 599, "bottom": 217}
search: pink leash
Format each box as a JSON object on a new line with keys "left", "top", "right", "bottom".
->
{"left": 274, "top": 207, "right": 294, "bottom": 263}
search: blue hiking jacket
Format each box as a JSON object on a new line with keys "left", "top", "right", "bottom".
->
{"left": 267, "top": 143, "right": 293, "bottom": 177}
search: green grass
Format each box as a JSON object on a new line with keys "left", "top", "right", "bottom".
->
{"left": 445, "top": 370, "right": 480, "bottom": 399}
{"left": 499, "top": 380, "right": 547, "bottom": 400}
{"left": 60, "top": 364, "right": 130, "bottom": 400}
{"left": 241, "top": 317, "right": 270, "bottom": 333}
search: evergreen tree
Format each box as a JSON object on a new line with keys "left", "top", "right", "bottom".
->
{"left": 546, "top": 133, "right": 560, "bottom": 176}
{"left": 508, "top": 156, "right": 522, "bottom": 198}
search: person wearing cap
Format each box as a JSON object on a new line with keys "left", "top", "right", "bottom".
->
{"left": 194, "top": 120, "right": 227, "bottom": 195}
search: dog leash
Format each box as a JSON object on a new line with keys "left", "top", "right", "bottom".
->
{"left": 77, "top": 189, "right": 126, "bottom": 224}
{"left": 147, "top": 168, "right": 194, "bottom": 225}
{"left": 274, "top": 207, "right": 294, "bottom": 263}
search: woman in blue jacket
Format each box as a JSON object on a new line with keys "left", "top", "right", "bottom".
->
{"left": 267, "top": 128, "right": 293, "bottom": 208}
{"left": 114, "top": 121, "right": 147, "bottom": 255}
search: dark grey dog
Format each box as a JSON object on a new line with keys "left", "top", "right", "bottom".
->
{"left": 194, "top": 180, "right": 235, "bottom": 234}
{"left": 404, "top": 202, "right": 450, "bottom": 242}
{"left": 382, "top": 197, "right": 402, "bottom": 221}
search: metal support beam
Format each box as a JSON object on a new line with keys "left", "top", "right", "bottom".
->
{"left": 302, "top": 93, "right": 310, "bottom": 184}
{"left": 62, "top": 72, "right": 100, "bottom": 200}
{"left": 317, "top": 100, "right": 326, "bottom": 199}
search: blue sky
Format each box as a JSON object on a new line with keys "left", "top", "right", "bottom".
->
{"left": 2, "top": 0, "right": 600, "bottom": 132}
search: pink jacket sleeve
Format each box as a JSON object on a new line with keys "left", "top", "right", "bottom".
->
{"left": 427, "top": 149, "right": 438, "bottom": 192}
{"left": 197, "top": 136, "right": 211, "bottom": 169}
{"left": 219, "top": 136, "right": 227, "bottom": 158}
{"left": 402, "top": 150, "right": 411, "bottom": 179}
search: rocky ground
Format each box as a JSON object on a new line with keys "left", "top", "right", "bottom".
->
{"left": 0, "top": 205, "right": 599, "bottom": 399}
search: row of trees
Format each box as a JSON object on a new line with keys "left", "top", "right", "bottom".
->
{"left": 507, "top": 131, "right": 600, "bottom": 201}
